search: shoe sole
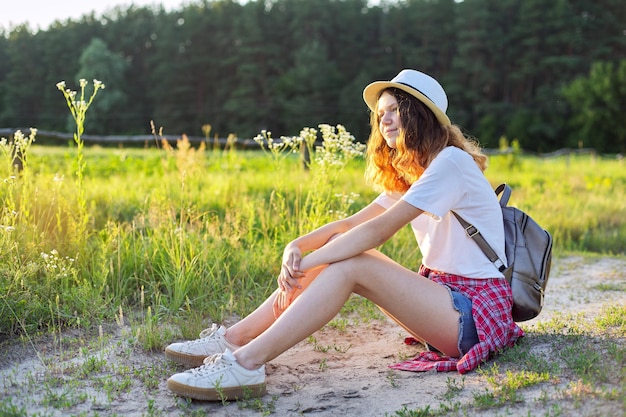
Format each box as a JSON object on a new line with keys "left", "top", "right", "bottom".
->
{"left": 167, "top": 379, "right": 267, "bottom": 401}
{"left": 165, "top": 348, "right": 208, "bottom": 368}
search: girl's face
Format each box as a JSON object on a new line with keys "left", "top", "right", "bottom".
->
{"left": 377, "top": 91, "right": 402, "bottom": 149}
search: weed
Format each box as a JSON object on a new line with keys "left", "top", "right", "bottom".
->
{"left": 396, "top": 350, "right": 414, "bottom": 361}
{"left": 595, "top": 304, "right": 626, "bottom": 333}
{"left": 387, "top": 404, "right": 432, "bottom": 417}
{"left": 0, "top": 397, "right": 27, "bottom": 417}
{"left": 144, "top": 398, "right": 164, "bottom": 417}
{"left": 474, "top": 364, "right": 550, "bottom": 409}
{"left": 41, "top": 385, "right": 88, "bottom": 409}
{"left": 559, "top": 341, "right": 603, "bottom": 382}
{"left": 80, "top": 356, "right": 108, "bottom": 376}
{"left": 134, "top": 305, "right": 175, "bottom": 352}
{"left": 237, "top": 393, "right": 278, "bottom": 415}
{"left": 327, "top": 317, "right": 349, "bottom": 333}
{"left": 55, "top": 78, "right": 105, "bottom": 241}
{"left": 213, "top": 376, "right": 229, "bottom": 406}
{"left": 440, "top": 376, "right": 465, "bottom": 401}
{"left": 386, "top": 369, "right": 400, "bottom": 388}
{"left": 593, "top": 282, "right": 626, "bottom": 292}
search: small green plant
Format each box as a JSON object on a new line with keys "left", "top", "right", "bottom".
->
{"left": 80, "top": 356, "right": 107, "bottom": 376}
{"left": 327, "top": 318, "right": 349, "bottom": 333}
{"left": 41, "top": 385, "right": 88, "bottom": 409}
{"left": 595, "top": 304, "right": 626, "bottom": 333}
{"left": 55, "top": 78, "right": 105, "bottom": 197}
{"left": 237, "top": 392, "right": 278, "bottom": 415}
{"left": 134, "top": 305, "right": 174, "bottom": 352}
{"left": 387, "top": 405, "right": 432, "bottom": 417}
{"left": 386, "top": 369, "right": 400, "bottom": 388}
{"left": 144, "top": 398, "right": 164, "bottom": 417}
{"left": 559, "top": 340, "right": 602, "bottom": 382}
{"left": 440, "top": 376, "right": 465, "bottom": 401}
{"left": 0, "top": 397, "right": 27, "bottom": 417}
{"left": 474, "top": 364, "right": 550, "bottom": 409}
{"left": 253, "top": 129, "right": 302, "bottom": 168}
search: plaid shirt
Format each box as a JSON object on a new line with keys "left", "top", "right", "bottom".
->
{"left": 389, "top": 266, "right": 524, "bottom": 374}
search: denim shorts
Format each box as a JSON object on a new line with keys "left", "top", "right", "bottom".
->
{"left": 427, "top": 288, "right": 479, "bottom": 355}
{"left": 450, "top": 289, "right": 480, "bottom": 355}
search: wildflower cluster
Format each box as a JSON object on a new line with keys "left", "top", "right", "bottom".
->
{"left": 253, "top": 130, "right": 303, "bottom": 163}
{"left": 56, "top": 78, "right": 105, "bottom": 237}
{"left": 314, "top": 124, "right": 366, "bottom": 170}
{"left": 41, "top": 249, "right": 77, "bottom": 280}
{"left": 253, "top": 124, "right": 365, "bottom": 170}
{"left": 298, "top": 126, "right": 318, "bottom": 154}
{"left": 329, "top": 192, "right": 361, "bottom": 219}
{"left": 0, "top": 128, "right": 37, "bottom": 175}
{"left": 56, "top": 79, "right": 105, "bottom": 135}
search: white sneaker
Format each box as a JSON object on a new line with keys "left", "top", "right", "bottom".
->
{"left": 167, "top": 349, "right": 266, "bottom": 401}
{"left": 165, "top": 324, "right": 239, "bottom": 367}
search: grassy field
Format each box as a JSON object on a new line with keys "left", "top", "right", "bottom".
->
{"left": 0, "top": 129, "right": 624, "bottom": 340}
{"left": 0, "top": 128, "right": 624, "bottom": 416}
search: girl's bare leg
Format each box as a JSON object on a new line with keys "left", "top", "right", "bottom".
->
{"left": 224, "top": 268, "right": 325, "bottom": 346}
{"left": 233, "top": 251, "right": 461, "bottom": 370}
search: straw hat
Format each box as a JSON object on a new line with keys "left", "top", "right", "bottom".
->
{"left": 363, "top": 69, "right": 451, "bottom": 126}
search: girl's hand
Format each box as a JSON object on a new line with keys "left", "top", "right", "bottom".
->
{"left": 277, "top": 244, "right": 306, "bottom": 293}
{"left": 273, "top": 244, "right": 307, "bottom": 318}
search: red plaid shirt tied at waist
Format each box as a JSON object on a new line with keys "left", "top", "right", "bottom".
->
{"left": 390, "top": 266, "right": 525, "bottom": 374}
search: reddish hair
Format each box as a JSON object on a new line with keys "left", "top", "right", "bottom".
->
{"left": 365, "top": 88, "right": 487, "bottom": 193}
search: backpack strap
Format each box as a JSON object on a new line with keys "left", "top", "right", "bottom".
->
{"left": 495, "top": 183, "right": 511, "bottom": 207}
{"left": 451, "top": 183, "right": 511, "bottom": 274}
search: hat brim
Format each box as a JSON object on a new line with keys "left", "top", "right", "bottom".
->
{"left": 363, "top": 81, "right": 451, "bottom": 127}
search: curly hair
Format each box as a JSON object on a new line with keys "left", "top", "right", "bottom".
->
{"left": 364, "top": 88, "right": 487, "bottom": 193}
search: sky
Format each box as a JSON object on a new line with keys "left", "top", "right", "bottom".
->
{"left": 1, "top": 0, "right": 191, "bottom": 31}
{"left": 1, "top": 0, "right": 392, "bottom": 32}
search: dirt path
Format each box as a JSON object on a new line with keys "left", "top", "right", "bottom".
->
{"left": 1, "top": 255, "right": 624, "bottom": 416}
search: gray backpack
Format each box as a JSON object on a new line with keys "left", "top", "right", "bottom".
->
{"left": 453, "top": 184, "right": 553, "bottom": 322}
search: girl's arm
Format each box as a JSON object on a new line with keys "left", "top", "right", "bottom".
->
{"left": 299, "top": 199, "right": 423, "bottom": 272}
{"left": 277, "top": 201, "right": 386, "bottom": 292}
{"left": 288, "top": 201, "right": 387, "bottom": 253}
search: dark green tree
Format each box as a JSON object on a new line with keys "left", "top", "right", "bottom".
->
{"left": 100, "top": 5, "right": 162, "bottom": 134}
{"left": 75, "top": 38, "right": 129, "bottom": 134}
{"left": 563, "top": 60, "right": 626, "bottom": 153}
{"left": 0, "top": 26, "right": 51, "bottom": 129}
{"left": 0, "top": 0, "right": 625, "bottom": 152}
{"left": 221, "top": 0, "right": 283, "bottom": 137}
{"left": 149, "top": 0, "right": 246, "bottom": 137}
{"left": 0, "top": 30, "right": 9, "bottom": 123}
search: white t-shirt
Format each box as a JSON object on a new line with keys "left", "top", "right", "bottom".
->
{"left": 373, "top": 146, "right": 507, "bottom": 279}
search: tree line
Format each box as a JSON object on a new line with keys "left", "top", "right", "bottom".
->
{"left": 0, "top": 0, "right": 625, "bottom": 152}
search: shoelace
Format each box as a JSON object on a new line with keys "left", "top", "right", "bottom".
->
{"left": 188, "top": 353, "right": 230, "bottom": 376}
{"left": 198, "top": 323, "right": 219, "bottom": 339}
{"left": 182, "top": 324, "right": 221, "bottom": 346}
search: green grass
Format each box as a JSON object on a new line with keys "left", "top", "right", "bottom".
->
{"left": 1, "top": 129, "right": 623, "bottom": 417}
{"left": 386, "top": 302, "right": 626, "bottom": 416}
{"left": 488, "top": 153, "right": 626, "bottom": 254}
{"left": 0, "top": 130, "right": 625, "bottom": 343}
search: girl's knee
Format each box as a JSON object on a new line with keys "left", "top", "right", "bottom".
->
{"left": 323, "top": 257, "right": 362, "bottom": 284}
